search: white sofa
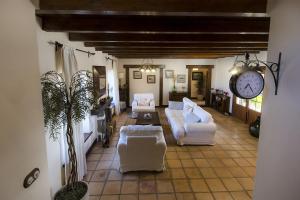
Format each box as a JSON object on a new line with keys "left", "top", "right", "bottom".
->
{"left": 117, "top": 125, "right": 167, "bottom": 173}
{"left": 165, "top": 97, "right": 216, "bottom": 145}
{"left": 132, "top": 93, "right": 155, "bottom": 112}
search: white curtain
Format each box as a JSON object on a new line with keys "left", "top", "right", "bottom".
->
{"left": 108, "top": 59, "right": 121, "bottom": 115}
{"left": 55, "top": 46, "right": 87, "bottom": 184}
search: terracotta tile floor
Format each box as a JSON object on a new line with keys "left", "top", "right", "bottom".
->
{"left": 85, "top": 108, "right": 257, "bottom": 200}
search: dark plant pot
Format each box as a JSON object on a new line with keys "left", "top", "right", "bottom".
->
{"left": 54, "top": 181, "right": 89, "bottom": 200}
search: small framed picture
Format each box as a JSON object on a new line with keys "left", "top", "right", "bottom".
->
{"left": 192, "top": 72, "right": 203, "bottom": 80}
{"left": 133, "top": 71, "right": 142, "bottom": 79}
{"left": 177, "top": 74, "right": 186, "bottom": 83}
{"left": 147, "top": 75, "right": 156, "bottom": 84}
{"left": 165, "top": 70, "right": 174, "bottom": 79}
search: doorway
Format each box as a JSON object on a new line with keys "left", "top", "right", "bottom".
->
{"left": 186, "top": 65, "right": 213, "bottom": 106}
{"left": 124, "top": 65, "right": 164, "bottom": 107}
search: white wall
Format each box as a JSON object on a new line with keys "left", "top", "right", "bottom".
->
{"left": 118, "top": 59, "right": 216, "bottom": 105}
{"left": 254, "top": 1, "right": 300, "bottom": 199}
{"left": 129, "top": 68, "right": 160, "bottom": 105}
{"left": 36, "top": 26, "right": 116, "bottom": 196}
{"left": 0, "top": 0, "right": 51, "bottom": 199}
{"left": 212, "top": 52, "right": 267, "bottom": 112}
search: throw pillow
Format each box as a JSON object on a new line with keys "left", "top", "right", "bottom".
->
{"left": 183, "top": 111, "right": 201, "bottom": 124}
{"left": 183, "top": 103, "right": 193, "bottom": 113}
{"left": 138, "top": 98, "right": 150, "bottom": 106}
{"left": 168, "top": 101, "right": 184, "bottom": 110}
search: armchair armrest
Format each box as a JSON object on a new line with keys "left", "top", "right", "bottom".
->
{"left": 150, "top": 99, "right": 155, "bottom": 107}
{"left": 184, "top": 122, "right": 216, "bottom": 135}
{"left": 132, "top": 100, "right": 138, "bottom": 107}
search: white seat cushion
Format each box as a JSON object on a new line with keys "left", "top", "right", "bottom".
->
{"left": 183, "top": 111, "right": 201, "bottom": 124}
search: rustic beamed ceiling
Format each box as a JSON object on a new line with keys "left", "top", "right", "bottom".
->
{"left": 36, "top": 0, "right": 269, "bottom": 59}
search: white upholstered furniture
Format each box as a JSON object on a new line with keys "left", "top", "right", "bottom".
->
{"left": 132, "top": 93, "right": 155, "bottom": 112}
{"left": 165, "top": 97, "right": 216, "bottom": 145}
{"left": 117, "top": 125, "right": 167, "bottom": 173}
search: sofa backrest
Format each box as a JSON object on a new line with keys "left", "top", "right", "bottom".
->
{"left": 127, "top": 136, "right": 157, "bottom": 147}
{"left": 120, "top": 125, "right": 162, "bottom": 137}
{"left": 134, "top": 93, "right": 154, "bottom": 101}
{"left": 193, "top": 106, "right": 213, "bottom": 123}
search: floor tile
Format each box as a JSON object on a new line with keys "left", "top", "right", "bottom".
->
{"left": 185, "top": 168, "right": 202, "bottom": 179}
{"left": 170, "top": 168, "right": 186, "bottom": 179}
{"left": 194, "top": 159, "right": 211, "bottom": 168}
{"left": 99, "top": 195, "right": 119, "bottom": 200}
{"left": 190, "top": 179, "right": 209, "bottom": 192}
{"left": 236, "top": 178, "right": 254, "bottom": 190}
{"left": 120, "top": 194, "right": 138, "bottom": 200}
{"left": 102, "top": 181, "right": 121, "bottom": 194}
{"left": 195, "top": 193, "right": 214, "bottom": 200}
{"left": 231, "top": 191, "right": 251, "bottom": 200}
{"left": 176, "top": 193, "right": 196, "bottom": 200}
{"left": 157, "top": 193, "right": 176, "bottom": 200}
{"left": 199, "top": 168, "right": 218, "bottom": 178}
{"left": 139, "top": 180, "right": 156, "bottom": 193}
{"left": 205, "top": 179, "right": 227, "bottom": 192}
{"left": 121, "top": 181, "right": 138, "bottom": 194}
{"left": 156, "top": 180, "right": 174, "bottom": 193}
{"left": 213, "top": 192, "right": 234, "bottom": 200}
{"left": 139, "top": 194, "right": 157, "bottom": 200}
{"left": 222, "top": 178, "right": 243, "bottom": 191}
{"left": 89, "top": 182, "right": 105, "bottom": 195}
{"left": 173, "top": 180, "right": 191, "bottom": 192}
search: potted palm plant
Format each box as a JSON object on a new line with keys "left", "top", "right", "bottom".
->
{"left": 41, "top": 70, "right": 96, "bottom": 200}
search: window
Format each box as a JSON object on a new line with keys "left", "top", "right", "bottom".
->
{"left": 236, "top": 97, "right": 247, "bottom": 107}
{"left": 249, "top": 93, "right": 263, "bottom": 112}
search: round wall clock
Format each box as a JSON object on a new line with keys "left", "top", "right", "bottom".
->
{"left": 229, "top": 70, "right": 264, "bottom": 99}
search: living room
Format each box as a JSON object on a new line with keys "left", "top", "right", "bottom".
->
{"left": 1, "top": 1, "right": 300, "bottom": 200}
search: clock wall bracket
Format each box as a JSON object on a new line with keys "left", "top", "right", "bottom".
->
{"left": 233, "top": 52, "right": 282, "bottom": 95}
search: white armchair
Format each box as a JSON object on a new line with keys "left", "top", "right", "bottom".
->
{"left": 117, "top": 125, "right": 167, "bottom": 173}
{"left": 132, "top": 93, "right": 155, "bottom": 112}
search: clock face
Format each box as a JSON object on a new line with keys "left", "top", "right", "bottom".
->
{"left": 235, "top": 71, "right": 264, "bottom": 99}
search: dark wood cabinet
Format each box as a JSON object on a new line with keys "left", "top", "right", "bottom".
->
{"left": 169, "top": 92, "right": 188, "bottom": 101}
{"left": 211, "top": 93, "right": 230, "bottom": 115}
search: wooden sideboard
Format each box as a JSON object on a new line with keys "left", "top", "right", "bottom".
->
{"left": 211, "top": 93, "right": 231, "bottom": 115}
{"left": 169, "top": 92, "right": 188, "bottom": 101}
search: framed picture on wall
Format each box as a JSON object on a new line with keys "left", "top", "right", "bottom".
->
{"left": 192, "top": 72, "right": 203, "bottom": 80}
{"left": 165, "top": 70, "right": 174, "bottom": 78}
{"left": 133, "top": 71, "right": 142, "bottom": 79}
{"left": 177, "top": 74, "right": 186, "bottom": 83}
{"left": 147, "top": 75, "right": 156, "bottom": 84}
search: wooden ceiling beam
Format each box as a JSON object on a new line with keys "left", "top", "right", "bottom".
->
{"left": 111, "top": 54, "right": 240, "bottom": 59}
{"left": 70, "top": 33, "right": 269, "bottom": 42}
{"left": 85, "top": 42, "right": 268, "bottom": 48}
{"left": 98, "top": 49, "right": 263, "bottom": 53}
{"left": 96, "top": 47, "right": 267, "bottom": 52}
{"left": 37, "top": 11, "right": 270, "bottom": 33}
{"left": 39, "top": 0, "right": 267, "bottom": 13}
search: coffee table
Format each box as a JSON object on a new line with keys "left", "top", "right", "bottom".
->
{"left": 126, "top": 111, "right": 161, "bottom": 126}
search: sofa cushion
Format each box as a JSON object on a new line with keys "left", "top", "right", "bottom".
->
{"left": 168, "top": 101, "right": 184, "bottom": 110}
{"left": 138, "top": 98, "right": 150, "bottom": 106}
{"left": 183, "top": 111, "right": 201, "bottom": 124}
{"left": 193, "top": 106, "right": 212, "bottom": 123}
{"left": 183, "top": 97, "right": 197, "bottom": 112}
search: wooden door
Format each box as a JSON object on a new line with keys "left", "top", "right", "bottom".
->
{"left": 233, "top": 95, "right": 262, "bottom": 124}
